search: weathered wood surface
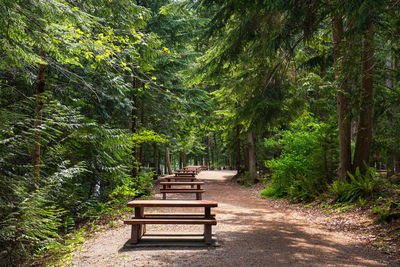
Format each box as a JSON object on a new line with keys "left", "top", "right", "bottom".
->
{"left": 127, "top": 200, "right": 217, "bottom": 208}
{"left": 159, "top": 189, "right": 205, "bottom": 200}
{"left": 124, "top": 218, "right": 217, "bottom": 224}
{"left": 166, "top": 176, "right": 197, "bottom": 180}
{"left": 160, "top": 181, "right": 204, "bottom": 185}
{"left": 159, "top": 189, "right": 205, "bottom": 193}
{"left": 174, "top": 171, "right": 196, "bottom": 177}
{"left": 143, "top": 213, "right": 215, "bottom": 218}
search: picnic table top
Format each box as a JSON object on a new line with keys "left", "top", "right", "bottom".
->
{"left": 184, "top": 166, "right": 202, "bottom": 168}
{"left": 160, "top": 181, "right": 204, "bottom": 185}
{"left": 127, "top": 200, "right": 218, "bottom": 208}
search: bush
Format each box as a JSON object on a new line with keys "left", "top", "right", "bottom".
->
{"left": 108, "top": 172, "right": 153, "bottom": 207}
{"left": 263, "top": 113, "right": 337, "bottom": 201}
{"left": 330, "top": 167, "right": 383, "bottom": 203}
{"left": 260, "top": 186, "right": 279, "bottom": 198}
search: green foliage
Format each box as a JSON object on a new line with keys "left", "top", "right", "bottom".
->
{"left": 108, "top": 172, "right": 153, "bottom": 208}
{"left": 0, "top": 95, "right": 157, "bottom": 264}
{"left": 0, "top": 184, "right": 64, "bottom": 264}
{"left": 260, "top": 186, "right": 280, "bottom": 198}
{"left": 330, "top": 168, "right": 383, "bottom": 203}
{"left": 264, "top": 113, "right": 337, "bottom": 201}
{"left": 373, "top": 199, "right": 400, "bottom": 223}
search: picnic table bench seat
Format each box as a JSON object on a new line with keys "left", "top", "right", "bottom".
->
{"left": 165, "top": 176, "right": 198, "bottom": 187}
{"left": 124, "top": 218, "right": 216, "bottom": 225}
{"left": 159, "top": 188, "right": 205, "bottom": 200}
{"left": 160, "top": 181, "right": 204, "bottom": 186}
{"left": 159, "top": 181, "right": 205, "bottom": 199}
{"left": 143, "top": 212, "right": 215, "bottom": 218}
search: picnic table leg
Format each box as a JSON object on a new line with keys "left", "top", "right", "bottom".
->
{"left": 131, "top": 225, "right": 140, "bottom": 244}
{"left": 131, "top": 207, "right": 144, "bottom": 244}
{"left": 162, "top": 184, "right": 167, "bottom": 199}
{"left": 191, "top": 179, "right": 194, "bottom": 188}
{"left": 196, "top": 192, "right": 202, "bottom": 200}
{"left": 204, "top": 207, "right": 212, "bottom": 244}
{"left": 204, "top": 225, "right": 212, "bottom": 244}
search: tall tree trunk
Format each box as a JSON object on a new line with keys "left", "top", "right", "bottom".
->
{"left": 247, "top": 131, "right": 257, "bottom": 182}
{"left": 163, "top": 149, "right": 167, "bottom": 175}
{"left": 214, "top": 132, "right": 218, "bottom": 166}
{"left": 210, "top": 139, "right": 214, "bottom": 167}
{"left": 332, "top": 14, "right": 352, "bottom": 180}
{"left": 131, "top": 76, "right": 138, "bottom": 178}
{"left": 153, "top": 143, "right": 159, "bottom": 179}
{"left": 243, "top": 142, "right": 249, "bottom": 172}
{"left": 138, "top": 101, "right": 145, "bottom": 166}
{"left": 156, "top": 145, "right": 161, "bottom": 175}
{"left": 182, "top": 152, "right": 187, "bottom": 167}
{"left": 33, "top": 51, "right": 47, "bottom": 182}
{"left": 165, "top": 145, "right": 172, "bottom": 175}
{"left": 206, "top": 134, "right": 210, "bottom": 168}
{"left": 385, "top": 43, "right": 394, "bottom": 178}
{"left": 236, "top": 125, "right": 242, "bottom": 173}
{"left": 354, "top": 21, "right": 374, "bottom": 173}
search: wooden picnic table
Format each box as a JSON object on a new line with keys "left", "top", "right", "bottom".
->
{"left": 125, "top": 200, "right": 218, "bottom": 244}
{"left": 183, "top": 165, "right": 202, "bottom": 174}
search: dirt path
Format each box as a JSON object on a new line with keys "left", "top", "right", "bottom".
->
{"left": 73, "top": 171, "right": 396, "bottom": 266}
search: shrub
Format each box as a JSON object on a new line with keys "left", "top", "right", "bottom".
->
{"left": 260, "top": 186, "right": 279, "bottom": 198}
{"left": 264, "top": 113, "right": 337, "bottom": 201}
{"left": 330, "top": 167, "right": 383, "bottom": 203}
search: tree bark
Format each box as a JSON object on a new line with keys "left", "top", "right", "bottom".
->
{"left": 243, "top": 142, "right": 249, "bottom": 172}
{"left": 165, "top": 145, "right": 172, "bottom": 175}
{"left": 179, "top": 153, "right": 182, "bottom": 169}
{"left": 247, "top": 131, "right": 257, "bottom": 182}
{"left": 138, "top": 100, "right": 145, "bottom": 166}
{"left": 354, "top": 21, "right": 374, "bottom": 173}
{"left": 33, "top": 51, "right": 47, "bottom": 182}
{"left": 153, "top": 143, "right": 160, "bottom": 179}
{"left": 332, "top": 14, "right": 352, "bottom": 180}
{"left": 131, "top": 76, "right": 138, "bottom": 178}
{"left": 236, "top": 125, "right": 242, "bottom": 173}
{"left": 182, "top": 152, "right": 187, "bottom": 167}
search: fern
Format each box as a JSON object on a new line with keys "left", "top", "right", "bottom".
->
{"left": 330, "top": 167, "right": 383, "bottom": 203}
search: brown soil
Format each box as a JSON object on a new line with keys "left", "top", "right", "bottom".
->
{"left": 73, "top": 171, "right": 399, "bottom": 266}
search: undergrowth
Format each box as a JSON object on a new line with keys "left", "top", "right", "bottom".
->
{"left": 34, "top": 172, "right": 154, "bottom": 266}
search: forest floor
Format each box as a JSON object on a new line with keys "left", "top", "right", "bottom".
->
{"left": 72, "top": 170, "right": 399, "bottom": 266}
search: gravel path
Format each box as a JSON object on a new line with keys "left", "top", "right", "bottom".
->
{"left": 73, "top": 171, "right": 396, "bottom": 266}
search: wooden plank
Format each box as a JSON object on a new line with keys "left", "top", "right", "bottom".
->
{"left": 143, "top": 213, "right": 215, "bottom": 217}
{"left": 160, "top": 181, "right": 204, "bottom": 185}
{"left": 124, "top": 218, "right": 217, "bottom": 225}
{"left": 127, "top": 199, "right": 217, "bottom": 208}
{"left": 141, "top": 215, "right": 215, "bottom": 219}
{"left": 123, "top": 237, "right": 219, "bottom": 247}
{"left": 166, "top": 177, "right": 197, "bottom": 180}
{"left": 159, "top": 189, "right": 205, "bottom": 193}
